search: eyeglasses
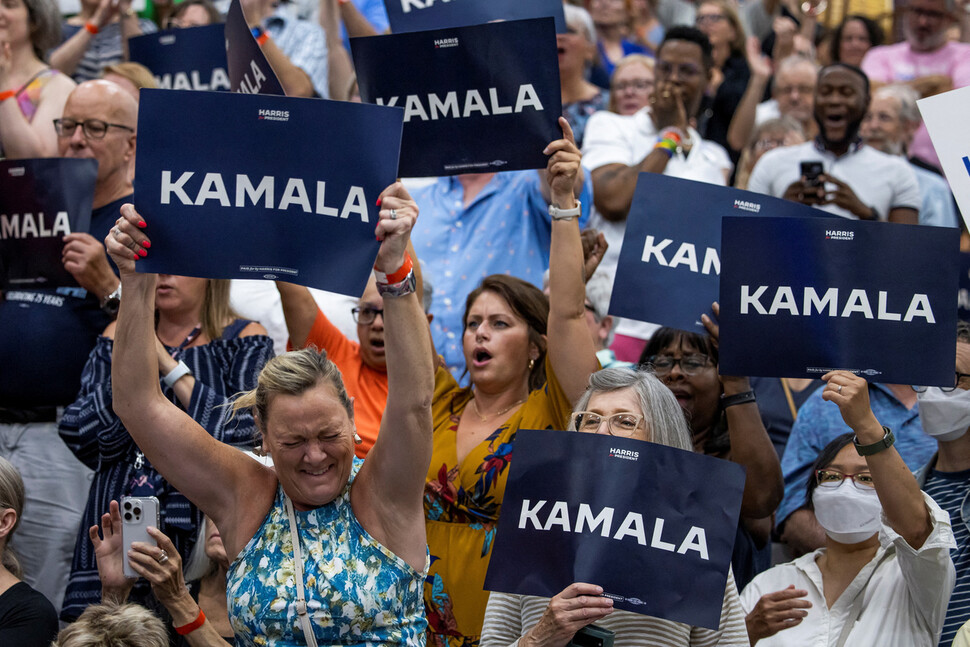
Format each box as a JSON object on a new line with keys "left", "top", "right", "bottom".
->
{"left": 570, "top": 411, "right": 645, "bottom": 437}
{"left": 907, "top": 7, "right": 948, "bottom": 21}
{"left": 644, "top": 354, "right": 712, "bottom": 376}
{"left": 53, "top": 118, "right": 135, "bottom": 140}
{"left": 754, "top": 138, "right": 785, "bottom": 152}
{"left": 696, "top": 13, "right": 726, "bottom": 24}
{"left": 614, "top": 79, "right": 655, "bottom": 92}
{"left": 816, "top": 468, "right": 875, "bottom": 490}
{"left": 351, "top": 305, "right": 384, "bottom": 325}
{"left": 776, "top": 84, "right": 815, "bottom": 96}
{"left": 657, "top": 61, "right": 703, "bottom": 80}
{"left": 912, "top": 372, "right": 970, "bottom": 393}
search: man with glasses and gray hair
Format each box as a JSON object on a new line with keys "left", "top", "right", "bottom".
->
{"left": 0, "top": 79, "right": 135, "bottom": 614}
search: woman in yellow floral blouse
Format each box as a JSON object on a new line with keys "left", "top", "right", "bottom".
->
{"left": 424, "top": 118, "right": 601, "bottom": 647}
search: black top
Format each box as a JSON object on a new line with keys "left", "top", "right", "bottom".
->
{"left": 699, "top": 53, "right": 750, "bottom": 160}
{"left": 0, "top": 581, "right": 59, "bottom": 647}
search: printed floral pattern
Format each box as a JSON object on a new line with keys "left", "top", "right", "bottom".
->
{"left": 228, "top": 459, "right": 429, "bottom": 646}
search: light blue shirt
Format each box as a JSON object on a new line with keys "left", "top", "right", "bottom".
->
{"left": 265, "top": 6, "right": 329, "bottom": 98}
{"left": 411, "top": 171, "right": 592, "bottom": 377}
{"left": 777, "top": 383, "right": 937, "bottom": 526}
{"left": 913, "top": 164, "right": 960, "bottom": 229}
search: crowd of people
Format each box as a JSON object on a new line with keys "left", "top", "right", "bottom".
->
{"left": 1, "top": 0, "right": 969, "bottom": 645}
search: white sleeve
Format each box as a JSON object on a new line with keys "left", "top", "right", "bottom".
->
{"left": 581, "top": 111, "right": 634, "bottom": 172}
{"left": 889, "top": 159, "right": 923, "bottom": 212}
{"left": 746, "top": 153, "right": 775, "bottom": 197}
{"left": 882, "top": 491, "right": 957, "bottom": 635}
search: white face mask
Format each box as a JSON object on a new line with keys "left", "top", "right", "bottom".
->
{"left": 813, "top": 481, "right": 882, "bottom": 544}
{"left": 918, "top": 387, "right": 970, "bottom": 442}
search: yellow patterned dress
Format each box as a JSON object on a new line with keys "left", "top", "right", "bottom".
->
{"left": 424, "top": 359, "right": 573, "bottom": 647}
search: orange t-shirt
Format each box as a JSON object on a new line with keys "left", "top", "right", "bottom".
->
{"left": 290, "top": 309, "right": 388, "bottom": 458}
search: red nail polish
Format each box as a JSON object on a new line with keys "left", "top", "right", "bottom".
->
{"left": 141, "top": 240, "right": 151, "bottom": 248}
{"left": 138, "top": 248, "right": 148, "bottom": 257}
{"left": 137, "top": 221, "right": 147, "bottom": 228}
{"left": 132, "top": 253, "right": 139, "bottom": 261}
{"left": 376, "top": 198, "right": 382, "bottom": 207}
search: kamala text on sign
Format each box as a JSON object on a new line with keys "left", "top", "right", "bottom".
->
{"left": 128, "top": 25, "right": 230, "bottom": 92}
{"left": 374, "top": 85, "right": 544, "bottom": 121}
{"left": 384, "top": 0, "right": 566, "bottom": 34}
{"left": 717, "top": 215, "right": 959, "bottom": 386}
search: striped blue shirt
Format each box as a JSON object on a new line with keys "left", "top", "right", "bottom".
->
{"left": 924, "top": 467, "right": 970, "bottom": 647}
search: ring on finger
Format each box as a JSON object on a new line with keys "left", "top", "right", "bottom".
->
{"left": 156, "top": 550, "right": 169, "bottom": 564}
{"left": 112, "top": 227, "right": 122, "bottom": 240}
{"left": 837, "top": 385, "right": 843, "bottom": 395}
{"left": 389, "top": 208, "right": 398, "bottom": 220}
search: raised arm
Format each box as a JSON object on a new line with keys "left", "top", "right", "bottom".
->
{"left": 703, "top": 303, "right": 783, "bottom": 518}
{"left": 726, "top": 37, "right": 772, "bottom": 152}
{"left": 591, "top": 84, "right": 690, "bottom": 221}
{"left": 353, "top": 182, "right": 434, "bottom": 571}
{"left": 822, "top": 371, "right": 931, "bottom": 548}
{"left": 547, "top": 117, "right": 600, "bottom": 405}
{"left": 275, "top": 281, "right": 319, "bottom": 349}
{"left": 106, "top": 205, "right": 271, "bottom": 543}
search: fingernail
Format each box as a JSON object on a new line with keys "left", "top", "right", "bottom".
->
{"left": 138, "top": 248, "right": 148, "bottom": 257}
{"left": 137, "top": 221, "right": 147, "bottom": 228}
{"left": 542, "top": 147, "right": 550, "bottom": 154}
{"left": 132, "top": 253, "right": 139, "bottom": 261}
{"left": 141, "top": 240, "right": 151, "bottom": 249}
{"left": 376, "top": 198, "right": 382, "bottom": 207}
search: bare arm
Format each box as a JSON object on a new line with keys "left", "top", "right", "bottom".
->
{"left": 353, "top": 183, "right": 434, "bottom": 572}
{"left": 703, "top": 304, "right": 783, "bottom": 518}
{"left": 318, "top": 0, "right": 355, "bottom": 100}
{"left": 276, "top": 281, "right": 319, "bottom": 349}
{"left": 0, "top": 60, "right": 74, "bottom": 158}
{"left": 118, "top": 2, "right": 147, "bottom": 63}
{"left": 591, "top": 81, "right": 689, "bottom": 221}
{"left": 339, "top": 0, "right": 379, "bottom": 37}
{"left": 822, "top": 371, "right": 932, "bottom": 549}
{"left": 50, "top": 0, "right": 120, "bottom": 75}
{"left": 726, "top": 37, "right": 771, "bottom": 152}
{"left": 546, "top": 117, "right": 600, "bottom": 405}
{"left": 888, "top": 207, "right": 919, "bottom": 225}
{"left": 260, "top": 37, "right": 315, "bottom": 97}
{"left": 107, "top": 204, "right": 274, "bottom": 553}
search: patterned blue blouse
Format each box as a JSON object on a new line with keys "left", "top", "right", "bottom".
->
{"left": 227, "top": 458, "right": 429, "bottom": 646}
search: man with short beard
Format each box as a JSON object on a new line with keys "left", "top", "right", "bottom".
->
{"left": 862, "top": 0, "right": 970, "bottom": 170}
{"left": 747, "top": 63, "right": 920, "bottom": 224}
{"left": 860, "top": 84, "right": 959, "bottom": 229}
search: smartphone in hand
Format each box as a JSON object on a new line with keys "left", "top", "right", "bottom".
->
{"left": 121, "top": 495, "right": 160, "bottom": 579}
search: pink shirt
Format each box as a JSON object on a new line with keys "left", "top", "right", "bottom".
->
{"left": 862, "top": 41, "right": 970, "bottom": 167}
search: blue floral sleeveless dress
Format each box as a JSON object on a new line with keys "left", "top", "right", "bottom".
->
{"left": 227, "top": 459, "right": 429, "bottom": 646}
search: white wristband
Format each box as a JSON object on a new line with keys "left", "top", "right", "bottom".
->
{"left": 163, "top": 360, "right": 192, "bottom": 388}
{"left": 549, "top": 199, "right": 582, "bottom": 220}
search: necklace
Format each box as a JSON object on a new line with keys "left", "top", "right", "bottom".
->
{"left": 470, "top": 395, "right": 526, "bottom": 423}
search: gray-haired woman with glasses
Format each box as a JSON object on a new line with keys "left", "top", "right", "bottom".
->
{"left": 739, "top": 370, "right": 955, "bottom": 647}
{"left": 480, "top": 366, "right": 751, "bottom": 647}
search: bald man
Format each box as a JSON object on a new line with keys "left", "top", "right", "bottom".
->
{"left": 0, "top": 80, "right": 137, "bottom": 614}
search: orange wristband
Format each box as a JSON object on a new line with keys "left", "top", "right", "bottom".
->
{"left": 256, "top": 31, "right": 269, "bottom": 45}
{"left": 174, "top": 608, "right": 206, "bottom": 635}
{"left": 0, "top": 90, "right": 15, "bottom": 102}
{"left": 374, "top": 253, "right": 413, "bottom": 285}
{"left": 84, "top": 21, "right": 99, "bottom": 34}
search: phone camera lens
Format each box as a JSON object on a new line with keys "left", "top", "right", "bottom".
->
{"left": 123, "top": 501, "right": 132, "bottom": 510}
{"left": 123, "top": 512, "right": 132, "bottom": 521}
{"left": 133, "top": 507, "right": 142, "bottom": 516}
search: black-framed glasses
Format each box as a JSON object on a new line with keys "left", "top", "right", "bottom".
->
{"left": 570, "top": 411, "right": 645, "bottom": 437}
{"left": 644, "top": 354, "right": 712, "bottom": 377}
{"left": 912, "top": 372, "right": 970, "bottom": 393}
{"left": 351, "top": 305, "right": 384, "bottom": 325}
{"left": 816, "top": 468, "right": 875, "bottom": 490}
{"left": 53, "top": 118, "right": 135, "bottom": 140}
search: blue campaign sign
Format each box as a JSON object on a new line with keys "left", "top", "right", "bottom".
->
{"left": 609, "top": 174, "right": 831, "bottom": 334}
{"left": 133, "top": 89, "right": 403, "bottom": 297}
{"left": 383, "top": 0, "right": 566, "bottom": 34}
{"left": 225, "top": 0, "right": 284, "bottom": 95}
{"left": 129, "top": 25, "right": 230, "bottom": 92}
{"left": 484, "top": 429, "right": 744, "bottom": 630}
{"left": 352, "top": 18, "right": 561, "bottom": 177}
{"left": 0, "top": 158, "right": 97, "bottom": 289}
{"left": 718, "top": 216, "right": 960, "bottom": 386}
{"left": 959, "top": 252, "right": 970, "bottom": 323}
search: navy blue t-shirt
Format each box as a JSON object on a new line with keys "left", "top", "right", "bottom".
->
{"left": 924, "top": 467, "right": 970, "bottom": 647}
{"left": 0, "top": 195, "right": 124, "bottom": 408}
